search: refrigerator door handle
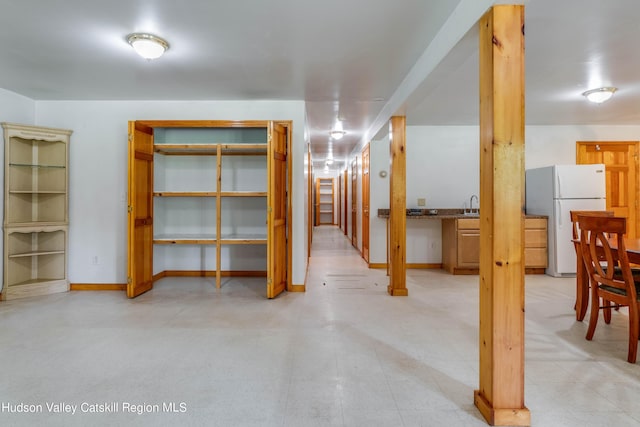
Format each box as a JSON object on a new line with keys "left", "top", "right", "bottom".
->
{"left": 557, "top": 173, "right": 562, "bottom": 199}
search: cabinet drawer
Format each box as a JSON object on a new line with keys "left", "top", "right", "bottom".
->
{"left": 524, "top": 229, "right": 547, "bottom": 247}
{"left": 525, "top": 218, "right": 547, "bottom": 229}
{"left": 525, "top": 247, "right": 547, "bottom": 267}
{"left": 457, "top": 218, "right": 479, "bottom": 230}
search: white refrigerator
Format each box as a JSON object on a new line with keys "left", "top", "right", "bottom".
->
{"left": 525, "top": 164, "right": 606, "bottom": 277}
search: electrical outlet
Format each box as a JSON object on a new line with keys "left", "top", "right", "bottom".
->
{"left": 417, "top": 198, "right": 426, "bottom": 207}
{"left": 92, "top": 256, "right": 99, "bottom": 265}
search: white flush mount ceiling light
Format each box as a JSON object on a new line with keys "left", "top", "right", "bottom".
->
{"left": 329, "top": 119, "right": 346, "bottom": 140}
{"left": 582, "top": 87, "right": 617, "bottom": 103}
{"left": 127, "top": 33, "right": 169, "bottom": 59}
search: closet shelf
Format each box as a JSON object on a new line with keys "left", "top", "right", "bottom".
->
{"left": 154, "top": 191, "right": 217, "bottom": 197}
{"left": 153, "top": 233, "right": 267, "bottom": 245}
{"left": 220, "top": 234, "right": 267, "bottom": 244}
{"left": 154, "top": 191, "right": 267, "bottom": 197}
{"left": 154, "top": 143, "right": 267, "bottom": 156}
{"left": 154, "top": 234, "right": 217, "bottom": 245}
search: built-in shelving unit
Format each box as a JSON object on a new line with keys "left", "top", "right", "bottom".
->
{"left": 128, "top": 121, "right": 289, "bottom": 299}
{"left": 2, "top": 123, "right": 72, "bottom": 300}
{"left": 315, "top": 177, "right": 334, "bottom": 225}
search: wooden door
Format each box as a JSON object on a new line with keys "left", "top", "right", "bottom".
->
{"left": 337, "top": 177, "right": 342, "bottom": 229}
{"left": 577, "top": 141, "right": 639, "bottom": 238}
{"left": 314, "top": 178, "right": 321, "bottom": 226}
{"left": 307, "top": 145, "right": 312, "bottom": 258}
{"left": 351, "top": 157, "right": 358, "bottom": 247}
{"left": 343, "top": 169, "right": 348, "bottom": 235}
{"left": 267, "top": 123, "right": 287, "bottom": 299}
{"left": 127, "top": 121, "right": 154, "bottom": 298}
{"left": 362, "top": 144, "right": 370, "bottom": 262}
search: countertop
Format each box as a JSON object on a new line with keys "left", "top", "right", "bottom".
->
{"left": 376, "top": 208, "right": 547, "bottom": 220}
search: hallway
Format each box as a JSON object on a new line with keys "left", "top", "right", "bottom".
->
{"left": 0, "top": 226, "right": 639, "bottom": 426}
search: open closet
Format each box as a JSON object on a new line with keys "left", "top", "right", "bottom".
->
{"left": 127, "top": 120, "right": 290, "bottom": 299}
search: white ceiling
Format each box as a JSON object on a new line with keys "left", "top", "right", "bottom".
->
{"left": 1, "top": 0, "right": 638, "bottom": 171}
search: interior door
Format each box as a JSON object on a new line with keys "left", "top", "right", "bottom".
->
{"left": 577, "top": 141, "right": 639, "bottom": 238}
{"left": 127, "top": 121, "right": 154, "bottom": 298}
{"left": 351, "top": 157, "right": 358, "bottom": 247}
{"left": 343, "top": 170, "right": 348, "bottom": 235}
{"left": 314, "top": 178, "right": 321, "bottom": 226}
{"left": 362, "top": 144, "right": 370, "bottom": 262}
{"left": 337, "top": 177, "right": 342, "bottom": 229}
{"left": 267, "top": 122, "right": 287, "bottom": 298}
{"left": 307, "top": 145, "right": 312, "bottom": 258}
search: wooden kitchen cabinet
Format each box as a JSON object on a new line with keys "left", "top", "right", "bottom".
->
{"left": 442, "top": 216, "right": 547, "bottom": 274}
{"left": 523, "top": 217, "right": 547, "bottom": 273}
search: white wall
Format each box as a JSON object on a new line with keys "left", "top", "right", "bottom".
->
{"left": 525, "top": 125, "right": 640, "bottom": 168}
{"left": 0, "top": 89, "right": 35, "bottom": 125}
{"left": 369, "top": 135, "right": 390, "bottom": 264}
{"left": 0, "top": 89, "right": 36, "bottom": 292}
{"left": 34, "top": 100, "right": 307, "bottom": 286}
{"left": 359, "top": 124, "right": 640, "bottom": 266}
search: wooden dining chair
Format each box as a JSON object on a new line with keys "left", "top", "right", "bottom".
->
{"left": 578, "top": 215, "right": 640, "bottom": 363}
{"left": 570, "top": 210, "right": 614, "bottom": 321}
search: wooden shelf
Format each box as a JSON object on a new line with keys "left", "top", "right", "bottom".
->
{"left": 220, "top": 191, "right": 267, "bottom": 197}
{"left": 220, "top": 234, "right": 268, "bottom": 244}
{"left": 154, "top": 191, "right": 217, "bottom": 197}
{"left": 154, "top": 234, "right": 217, "bottom": 245}
{"left": 154, "top": 143, "right": 267, "bottom": 156}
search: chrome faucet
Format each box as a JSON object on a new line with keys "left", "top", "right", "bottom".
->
{"left": 469, "top": 194, "right": 479, "bottom": 214}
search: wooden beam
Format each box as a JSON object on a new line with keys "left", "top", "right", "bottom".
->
{"left": 474, "top": 5, "right": 530, "bottom": 426}
{"left": 388, "top": 116, "right": 408, "bottom": 296}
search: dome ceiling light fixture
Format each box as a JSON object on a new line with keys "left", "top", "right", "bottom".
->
{"left": 582, "top": 86, "right": 617, "bottom": 104}
{"left": 329, "top": 118, "right": 346, "bottom": 140}
{"left": 127, "top": 33, "right": 169, "bottom": 60}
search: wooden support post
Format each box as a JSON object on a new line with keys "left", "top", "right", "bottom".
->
{"left": 388, "top": 116, "right": 407, "bottom": 296}
{"left": 474, "top": 5, "right": 530, "bottom": 426}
